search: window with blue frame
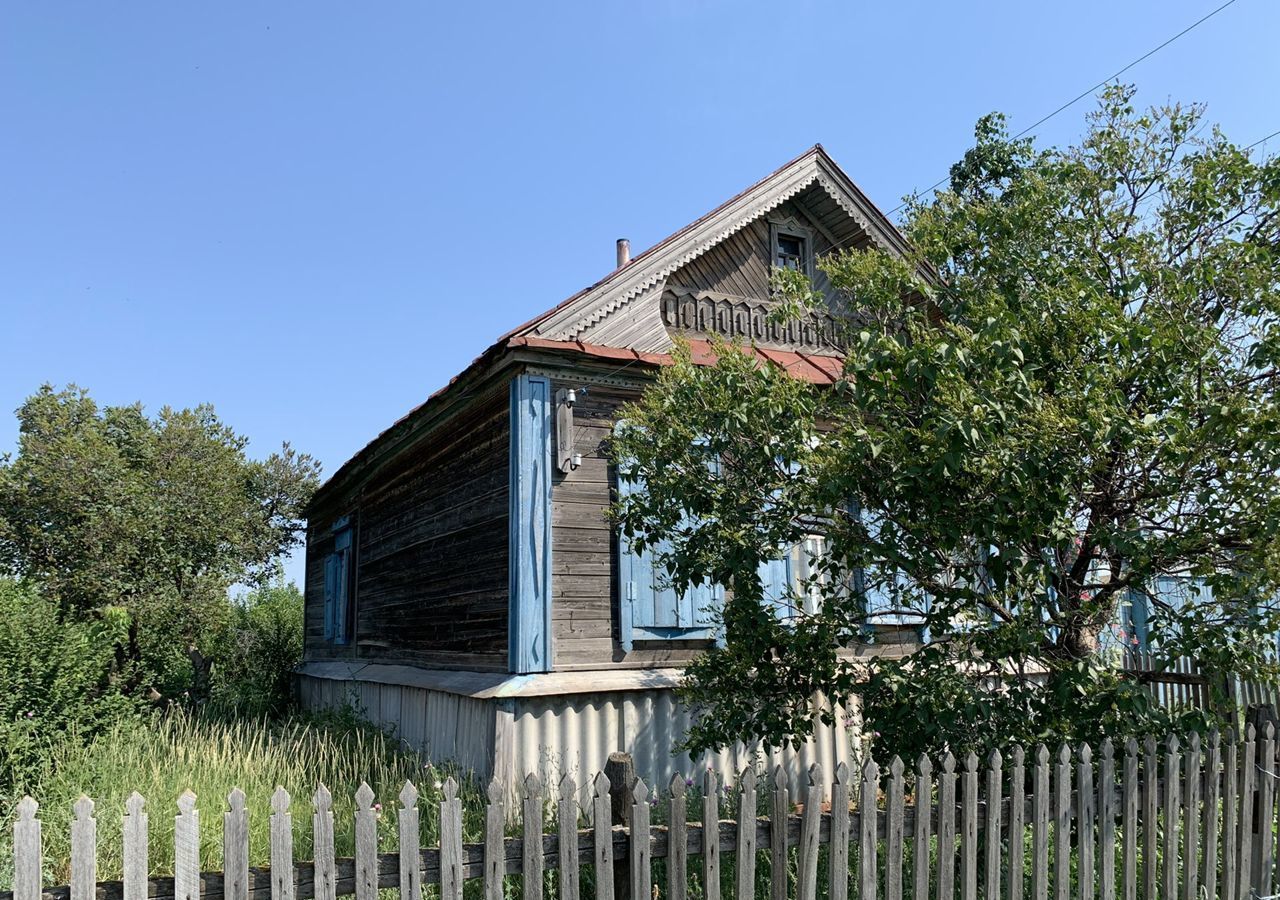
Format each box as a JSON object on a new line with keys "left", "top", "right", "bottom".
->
{"left": 1097, "top": 573, "right": 1224, "bottom": 663}
{"left": 850, "top": 500, "right": 930, "bottom": 637}
{"left": 324, "top": 516, "right": 354, "bottom": 645}
{"left": 615, "top": 434, "right": 841, "bottom": 646}
{"left": 759, "top": 535, "right": 843, "bottom": 620}
{"left": 616, "top": 467, "right": 724, "bottom": 649}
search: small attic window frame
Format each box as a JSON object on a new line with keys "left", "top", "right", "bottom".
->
{"left": 768, "top": 216, "right": 816, "bottom": 281}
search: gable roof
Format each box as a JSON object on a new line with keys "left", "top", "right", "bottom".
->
{"left": 506, "top": 144, "right": 910, "bottom": 344}
{"left": 307, "top": 146, "right": 905, "bottom": 513}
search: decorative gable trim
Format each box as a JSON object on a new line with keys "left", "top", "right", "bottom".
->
{"left": 565, "top": 279, "right": 664, "bottom": 340}
{"left": 529, "top": 147, "right": 910, "bottom": 345}
{"left": 660, "top": 286, "right": 842, "bottom": 354}
{"left": 534, "top": 168, "right": 819, "bottom": 340}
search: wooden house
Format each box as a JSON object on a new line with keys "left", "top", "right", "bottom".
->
{"left": 297, "top": 146, "right": 918, "bottom": 793}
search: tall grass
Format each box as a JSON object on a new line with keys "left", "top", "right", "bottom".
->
{"left": 1, "top": 710, "right": 817, "bottom": 900}
{"left": 0, "top": 709, "right": 487, "bottom": 889}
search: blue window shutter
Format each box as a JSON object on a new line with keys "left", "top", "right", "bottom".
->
{"left": 333, "top": 527, "right": 352, "bottom": 645}
{"left": 616, "top": 426, "right": 724, "bottom": 646}
{"left": 689, "top": 443, "right": 726, "bottom": 639}
{"left": 616, "top": 461, "right": 656, "bottom": 647}
{"left": 650, "top": 536, "right": 681, "bottom": 629}
{"left": 1120, "top": 586, "right": 1150, "bottom": 653}
{"left": 849, "top": 499, "right": 893, "bottom": 624}
{"left": 614, "top": 458, "right": 640, "bottom": 647}
{"left": 323, "top": 553, "right": 338, "bottom": 642}
{"left": 509, "top": 375, "right": 553, "bottom": 674}
{"left": 759, "top": 555, "right": 792, "bottom": 617}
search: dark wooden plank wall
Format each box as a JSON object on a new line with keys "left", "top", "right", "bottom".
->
{"left": 665, "top": 199, "right": 835, "bottom": 301}
{"left": 304, "top": 386, "right": 511, "bottom": 671}
{"left": 549, "top": 378, "right": 708, "bottom": 670}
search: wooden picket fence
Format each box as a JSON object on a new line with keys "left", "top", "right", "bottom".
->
{"left": 8, "top": 725, "right": 1280, "bottom": 900}
{"left": 1120, "top": 649, "right": 1280, "bottom": 724}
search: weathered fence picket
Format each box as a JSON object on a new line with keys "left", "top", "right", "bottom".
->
{"left": 984, "top": 750, "right": 1002, "bottom": 900}
{"left": 667, "top": 775, "right": 687, "bottom": 900}
{"left": 485, "top": 778, "right": 506, "bottom": 900}
{"left": 938, "top": 752, "right": 957, "bottom": 900}
{"left": 1120, "top": 741, "right": 1137, "bottom": 900}
{"left": 1142, "top": 737, "right": 1158, "bottom": 900}
{"left": 886, "top": 757, "right": 905, "bottom": 900}
{"left": 1182, "top": 733, "right": 1201, "bottom": 900}
{"left": 914, "top": 755, "right": 934, "bottom": 900}
{"left": 559, "top": 775, "right": 580, "bottom": 900}
{"left": 1201, "top": 732, "right": 1221, "bottom": 900}
{"left": 859, "top": 760, "right": 878, "bottom": 900}
{"left": 9, "top": 728, "right": 1280, "bottom": 900}
{"left": 1033, "top": 745, "right": 1050, "bottom": 900}
{"left": 174, "top": 791, "right": 199, "bottom": 900}
{"left": 736, "top": 767, "right": 759, "bottom": 900}
{"left": 703, "top": 768, "right": 720, "bottom": 900}
{"left": 798, "top": 765, "right": 822, "bottom": 900}
{"left": 522, "top": 774, "right": 544, "bottom": 900}
{"left": 311, "top": 786, "right": 335, "bottom": 900}
{"left": 70, "top": 797, "right": 95, "bottom": 900}
{"left": 1222, "top": 730, "right": 1239, "bottom": 900}
{"left": 14, "top": 797, "right": 40, "bottom": 900}
{"left": 353, "top": 784, "right": 376, "bottom": 900}
{"left": 270, "top": 788, "right": 294, "bottom": 900}
{"left": 1097, "top": 740, "right": 1114, "bottom": 900}
{"left": 1258, "top": 724, "right": 1276, "bottom": 898}
{"left": 1162, "top": 735, "right": 1180, "bottom": 900}
{"left": 960, "top": 753, "right": 977, "bottom": 900}
{"left": 1077, "top": 743, "right": 1094, "bottom": 900}
{"left": 629, "top": 778, "right": 651, "bottom": 900}
{"left": 122, "top": 792, "right": 147, "bottom": 900}
{"left": 224, "top": 790, "right": 248, "bottom": 900}
{"left": 1053, "top": 745, "right": 1071, "bottom": 900}
{"left": 395, "top": 782, "right": 418, "bottom": 900}
{"left": 1009, "top": 746, "right": 1026, "bottom": 900}
{"left": 1239, "top": 725, "right": 1257, "bottom": 900}
{"left": 591, "top": 773, "right": 613, "bottom": 900}
{"left": 439, "top": 779, "right": 462, "bottom": 900}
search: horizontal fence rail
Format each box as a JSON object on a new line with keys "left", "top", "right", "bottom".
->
{"left": 8, "top": 725, "right": 1280, "bottom": 900}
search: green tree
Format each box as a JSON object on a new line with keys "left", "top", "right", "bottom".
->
{"left": 0, "top": 384, "right": 320, "bottom": 698}
{"left": 208, "top": 578, "right": 305, "bottom": 717}
{"left": 612, "top": 87, "right": 1280, "bottom": 759}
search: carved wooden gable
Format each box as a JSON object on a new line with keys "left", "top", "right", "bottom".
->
{"left": 519, "top": 146, "right": 911, "bottom": 355}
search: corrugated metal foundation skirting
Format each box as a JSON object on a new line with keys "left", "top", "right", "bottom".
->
{"left": 299, "top": 670, "right": 859, "bottom": 800}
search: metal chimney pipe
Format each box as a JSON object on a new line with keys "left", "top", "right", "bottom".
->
{"left": 616, "top": 238, "right": 630, "bottom": 268}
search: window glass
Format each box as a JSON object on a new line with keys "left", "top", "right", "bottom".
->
{"left": 776, "top": 233, "right": 806, "bottom": 270}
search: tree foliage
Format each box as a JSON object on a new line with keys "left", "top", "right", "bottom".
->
{"left": 0, "top": 577, "right": 140, "bottom": 790}
{"left": 0, "top": 384, "right": 320, "bottom": 698}
{"left": 611, "top": 87, "right": 1280, "bottom": 759}
{"left": 208, "top": 579, "right": 306, "bottom": 717}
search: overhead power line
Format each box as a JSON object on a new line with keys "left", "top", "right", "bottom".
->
{"left": 884, "top": 0, "right": 1244, "bottom": 218}
{"left": 1246, "top": 128, "right": 1280, "bottom": 151}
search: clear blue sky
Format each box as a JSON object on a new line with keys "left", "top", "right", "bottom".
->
{"left": 3, "top": 0, "right": 1277, "bottom": 587}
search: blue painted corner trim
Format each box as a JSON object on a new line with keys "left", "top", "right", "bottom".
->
{"left": 509, "top": 374, "right": 553, "bottom": 674}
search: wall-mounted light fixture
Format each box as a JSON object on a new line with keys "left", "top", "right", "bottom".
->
{"left": 555, "top": 388, "right": 582, "bottom": 473}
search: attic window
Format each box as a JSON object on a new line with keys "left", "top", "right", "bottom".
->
{"left": 769, "top": 217, "right": 815, "bottom": 279}
{"left": 776, "top": 233, "right": 807, "bottom": 271}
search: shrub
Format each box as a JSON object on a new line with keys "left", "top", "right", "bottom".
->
{"left": 207, "top": 579, "right": 305, "bottom": 717}
{"left": 0, "top": 579, "right": 142, "bottom": 792}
